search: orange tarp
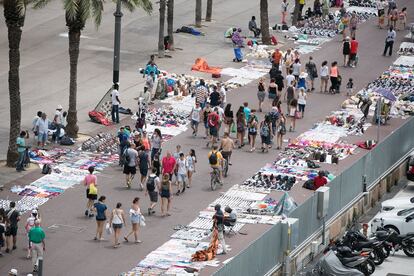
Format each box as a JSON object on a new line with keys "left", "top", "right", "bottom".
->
{"left": 191, "top": 58, "right": 222, "bottom": 75}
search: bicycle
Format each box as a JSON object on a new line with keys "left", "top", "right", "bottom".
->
{"left": 210, "top": 166, "right": 223, "bottom": 191}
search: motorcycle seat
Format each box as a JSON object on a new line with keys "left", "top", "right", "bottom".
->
{"left": 341, "top": 256, "right": 363, "bottom": 264}
{"left": 356, "top": 240, "right": 377, "bottom": 248}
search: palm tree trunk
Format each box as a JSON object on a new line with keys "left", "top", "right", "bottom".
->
{"left": 167, "top": 0, "right": 174, "bottom": 51}
{"left": 195, "top": 0, "right": 202, "bottom": 27}
{"left": 6, "top": 24, "right": 22, "bottom": 167}
{"left": 205, "top": 0, "right": 212, "bottom": 22}
{"left": 260, "top": 0, "right": 271, "bottom": 45}
{"left": 292, "top": 0, "right": 301, "bottom": 26}
{"left": 66, "top": 29, "right": 80, "bottom": 138}
{"left": 158, "top": 0, "right": 166, "bottom": 58}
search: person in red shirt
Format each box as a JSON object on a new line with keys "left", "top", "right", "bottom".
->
{"left": 272, "top": 49, "right": 283, "bottom": 70}
{"left": 313, "top": 171, "right": 328, "bottom": 190}
{"left": 207, "top": 109, "right": 220, "bottom": 147}
{"left": 349, "top": 37, "right": 359, "bottom": 67}
{"left": 161, "top": 151, "right": 176, "bottom": 180}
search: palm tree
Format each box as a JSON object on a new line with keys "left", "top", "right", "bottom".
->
{"left": 205, "top": 0, "right": 212, "bottom": 22}
{"left": 195, "top": 0, "right": 201, "bottom": 27}
{"left": 158, "top": 0, "right": 166, "bottom": 57}
{"left": 292, "top": 0, "right": 300, "bottom": 26}
{"left": 3, "top": 0, "right": 26, "bottom": 167}
{"left": 34, "top": 0, "right": 152, "bottom": 138}
{"left": 167, "top": 0, "right": 174, "bottom": 51}
{"left": 260, "top": 0, "right": 271, "bottom": 44}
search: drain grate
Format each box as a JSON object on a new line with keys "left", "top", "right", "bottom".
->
{"left": 48, "top": 224, "right": 86, "bottom": 233}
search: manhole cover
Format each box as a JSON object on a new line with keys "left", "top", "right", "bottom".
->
{"left": 48, "top": 224, "right": 86, "bottom": 233}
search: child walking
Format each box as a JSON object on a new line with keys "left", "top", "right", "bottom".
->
{"left": 346, "top": 78, "right": 354, "bottom": 97}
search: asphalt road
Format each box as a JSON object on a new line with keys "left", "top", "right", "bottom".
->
{"left": 0, "top": 0, "right": 414, "bottom": 275}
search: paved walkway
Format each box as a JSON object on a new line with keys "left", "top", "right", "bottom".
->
{"left": 0, "top": 0, "right": 413, "bottom": 275}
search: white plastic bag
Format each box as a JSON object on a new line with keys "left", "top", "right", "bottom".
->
{"left": 139, "top": 215, "right": 146, "bottom": 227}
{"left": 106, "top": 222, "right": 112, "bottom": 235}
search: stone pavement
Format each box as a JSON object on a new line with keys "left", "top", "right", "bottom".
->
{"left": 0, "top": 0, "right": 414, "bottom": 275}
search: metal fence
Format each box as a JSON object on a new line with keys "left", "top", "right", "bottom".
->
{"left": 291, "top": 117, "right": 414, "bottom": 247}
{"left": 213, "top": 223, "right": 284, "bottom": 276}
{"left": 213, "top": 117, "right": 414, "bottom": 275}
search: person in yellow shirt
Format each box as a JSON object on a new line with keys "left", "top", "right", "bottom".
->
{"left": 208, "top": 145, "right": 224, "bottom": 182}
{"left": 299, "top": 0, "right": 305, "bottom": 20}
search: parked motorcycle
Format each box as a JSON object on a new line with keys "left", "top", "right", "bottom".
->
{"left": 373, "top": 222, "right": 414, "bottom": 257}
{"left": 341, "top": 230, "right": 387, "bottom": 265}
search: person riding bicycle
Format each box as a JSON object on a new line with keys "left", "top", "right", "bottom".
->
{"left": 208, "top": 145, "right": 224, "bottom": 183}
{"left": 220, "top": 132, "right": 234, "bottom": 166}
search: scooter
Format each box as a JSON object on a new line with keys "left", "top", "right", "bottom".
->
{"left": 330, "top": 245, "right": 375, "bottom": 276}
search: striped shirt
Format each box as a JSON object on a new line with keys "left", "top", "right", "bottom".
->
{"left": 195, "top": 85, "right": 208, "bottom": 104}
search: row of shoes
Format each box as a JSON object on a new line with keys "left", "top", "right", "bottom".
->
{"left": 243, "top": 172, "right": 296, "bottom": 191}
{"left": 348, "top": 0, "right": 377, "bottom": 8}
{"left": 82, "top": 133, "right": 119, "bottom": 154}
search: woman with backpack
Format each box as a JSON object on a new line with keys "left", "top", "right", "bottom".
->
{"left": 160, "top": 174, "right": 172, "bottom": 217}
{"left": 247, "top": 110, "right": 258, "bottom": 152}
{"left": 260, "top": 115, "right": 272, "bottom": 153}
{"left": 236, "top": 106, "right": 246, "bottom": 148}
{"left": 276, "top": 114, "right": 287, "bottom": 150}
{"left": 146, "top": 167, "right": 160, "bottom": 215}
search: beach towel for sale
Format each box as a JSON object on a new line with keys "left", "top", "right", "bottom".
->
{"left": 191, "top": 58, "right": 222, "bottom": 75}
{"left": 191, "top": 228, "right": 219, "bottom": 261}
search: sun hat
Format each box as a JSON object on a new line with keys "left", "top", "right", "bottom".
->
{"left": 57, "top": 105, "right": 63, "bottom": 110}
{"left": 9, "top": 269, "right": 18, "bottom": 275}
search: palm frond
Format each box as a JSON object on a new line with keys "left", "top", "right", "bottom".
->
{"left": 32, "top": 0, "right": 52, "bottom": 9}
{"left": 90, "top": 0, "right": 104, "bottom": 27}
{"left": 78, "top": 0, "right": 91, "bottom": 24}
{"left": 119, "top": 0, "right": 152, "bottom": 14}
{"left": 63, "top": 0, "right": 79, "bottom": 22}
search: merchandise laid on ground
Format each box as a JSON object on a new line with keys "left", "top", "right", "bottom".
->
{"left": 120, "top": 34, "right": 414, "bottom": 276}
{"left": 5, "top": 146, "right": 118, "bottom": 214}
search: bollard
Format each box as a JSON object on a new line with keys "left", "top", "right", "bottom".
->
{"left": 38, "top": 257, "right": 43, "bottom": 276}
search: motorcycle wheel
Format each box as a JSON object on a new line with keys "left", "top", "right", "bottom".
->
{"left": 361, "top": 259, "right": 375, "bottom": 276}
{"left": 370, "top": 250, "right": 384, "bottom": 265}
{"left": 403, "top": 244, "right": 414, "bottom": 257}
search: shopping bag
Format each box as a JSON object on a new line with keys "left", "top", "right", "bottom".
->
{"left": 106, "top": 223, "right": 112, "bottom": 235}
{"left": 295, "top": 111, "right": 302, "bottom": 119}
{"left": 139, "top": 215, "right": 146, "bottom": 227}
{"left": 88, "top": 184, "right": 98, "bottom": 195}
{"left": 230, "top": 123, "right": 236, "bottom": 133}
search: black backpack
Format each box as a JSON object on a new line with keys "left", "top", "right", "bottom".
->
{"left": 146, "top": 176, "right": 156, "bottom": 192}
{"left": 122, "top": 148, "right": 131, "bottom": 165}
{"left": 42, "top": 164, "right": 52, "bottom": 174}
{"left": 209, "top": 151, "right": 218, "bottom": 165}
{"left": 303, "top": 179, "right": 314, "bottom": 190}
